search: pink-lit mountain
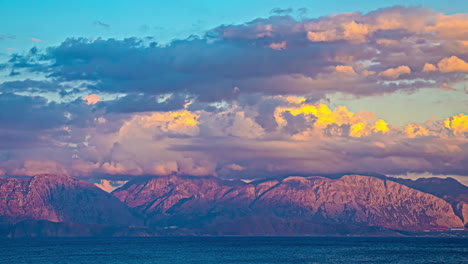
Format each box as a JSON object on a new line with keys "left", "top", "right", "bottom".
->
{"left": 0, "top": 174, "right": 466, "bottom": 237}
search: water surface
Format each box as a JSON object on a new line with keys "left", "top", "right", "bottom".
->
{"left": 0, "top": 237, "right": 466, "bottom": 263}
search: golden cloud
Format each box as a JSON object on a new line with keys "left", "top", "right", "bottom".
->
{"left": 445, "top": 114, "right": 468, "bottom": 135}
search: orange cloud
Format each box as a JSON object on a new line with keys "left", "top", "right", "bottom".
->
{"left": 94, "top": 179, "right": 127, "bottom": 193}
{"left": 376, "top": 39, "right": 399, "bottom": 46}
{"left": 83, "top": 94, "right": 101, "bottom": 105}
{"left": 269, "top": 41, "right": 287, "bottom": 50}
{"left": 119, "top": 110, "right": 200, "bottom": 137}
{"left": 307, "top": 30, "right": 338, "bottom": 42}
{"left": 284, "top": 96, "right": 306, "bottom": 104}
{"left": 442, "top": 83, "right": 457, "bottom": 91}
{"left": 342, "top": 21, "right": 369, "bottom": 43}
{"left": 425, "top": 14, "right": 468, "bottom": 40}
{"left": 422, "top": 63, "right": 437, "bottom": 72}
{"left": 336, "top": 65, "right": 357, "bottom": 75}
{"left": 379, "top": 66, "right": 411, "bottom": 78}
{"left": 437, "top": 56, "right": 468, "bottom": 73}
{"left": 404, "top": 123, "right": 430, "bottom": 138}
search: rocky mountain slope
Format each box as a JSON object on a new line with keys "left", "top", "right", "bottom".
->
{"left": 113, "top": 175, "right": 464, "bottom": 235}
{"left": 0, "top": 174, "right": 140, "bottom": 226}
{"left": 385, "top": 177, "right": 468, "bottom": 226}
{"left": 0, "top": 173, "right": 466, "bottom": 236}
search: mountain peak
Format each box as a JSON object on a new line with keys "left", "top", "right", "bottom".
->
{"left": 0, "top": 175, "right": 140, "bottom": 227}
{"left": 113, "top": 174, "right": 464, "bottom": 234}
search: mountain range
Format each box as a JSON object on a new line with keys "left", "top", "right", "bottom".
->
{"left": 0, "top": 173, "right": 466, "bottom": 237}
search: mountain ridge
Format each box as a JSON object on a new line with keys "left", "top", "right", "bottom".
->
{"left": 0, "top": 174, "right": 140, "bottom": 226}
{"left": 113, "top": 174, "right": 464, "bottom": 235}
{"left": 0, "top": 173, "right": 466, "bottom": 237}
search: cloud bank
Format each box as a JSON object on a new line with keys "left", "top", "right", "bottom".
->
{"left": 0, "top": 6, "right": 467, "bottom": 179}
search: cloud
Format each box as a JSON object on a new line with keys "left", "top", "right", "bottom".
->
{"left": 93, "top": 21, "right": 110, "bottom": 28}
{"left": 0, "top": 79, "right": 69, "bottom": 93}
{"left": 0, "top": 6, "right": 467, "bottom": 180}
{"left": 424, "top": 13, "right": 468, "bottom": 40}
{"left": 437, "top": 56, "right": 468, "bottom": 73}
{"left": 404, "top": 123, "right": 430, "bottom": 138}
{"left": 422, "top": 63, "right": 437, "bottom": 72}
{"left": 29, "top": 37, "right": 43, "bottom": 42}
{"left": 270, "top": 8, "right": 293, "bottom": 15}
{"left": 3, "top": 6, "right": 466, "bottom": 103}
{"left": 442, "top": 83, "right": 457, "bottom": 91}
{"left": 0, "top": 93, "right": 67, "bottom": 130}
{"left": 94, "top": 179, "right": 127, "bottom": 192}
{"left": 444, "top": 114, "right": 468, "bottom": 136}
{"left": 82, "top": 94, "right": 101, "bottom": 104}
{"left": 268, "top": 41, "right": 286, "bottom": 50}
{"left": 379, "top": 65, "right": 411, "bottom": 79}
{"left": 99, "top": 93, "right": 189, "bottom": 113}
{"left": 335, "top": 65, "right": 357, "bottom": 75}
{"left": 0, "top": 34, "right": 15, "bottom": 41}
{"left": 0, "top": 95, "right": 465, "bottom": 178}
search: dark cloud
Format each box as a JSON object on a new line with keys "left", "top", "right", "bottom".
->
{"left": 5, "top": 6, "right": 466, "bottom": 105}
{"left": 0, "top": 93, "right": 102, "bottom": 131}
{"left": 100, "top": 93, "right": 189, "bottom": 113}
{"left": 0, "top": 129, "right": 43, "bottom": 149}
{"left": 270, "top": 7, "right": 293, "bottom": 15}
{"left": 0, "top": 79, "right": 66, "bottom": 93}
{"left": 0, "top": 93, "right": 67, "bottom": 130}
{"left": 93, "top": 21, "right": 110, "bottom": 28}
{"left": 0, "top": 34, "right": 15, "bottom": 41}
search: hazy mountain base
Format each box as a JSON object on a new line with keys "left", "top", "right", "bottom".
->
{"left": 0, "top": 174, "right": 466, "bottom": 237}
{"left": 1, "top": 220, "right": 466, "bottom": 238}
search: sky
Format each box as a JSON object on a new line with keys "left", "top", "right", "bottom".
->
{"left": 0, "top": 0, "right": 467, "bottom": 181}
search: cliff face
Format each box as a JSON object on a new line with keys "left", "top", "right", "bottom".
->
{"left": 113, "top": 175, "right": 464, "bottom": 234}
{"left": 0, "top": 174, "right": 139, "bottom": 226}
{"left": 387, "top": 177, "right": 468, "bottom": 226}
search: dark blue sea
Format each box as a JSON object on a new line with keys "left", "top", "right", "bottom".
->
{"left": 0, "top": 237, "right": 466, "bottom": 263}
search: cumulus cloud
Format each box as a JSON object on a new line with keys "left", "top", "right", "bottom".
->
{"left": 422, "top": 63, "right": 437, "bottom": 72}
{"left": 0, "top": 96, "right": 465, "bottom": 178}
{"left": 437, "top": 56, "right": 468, "bottom": 73}
{"left": 444, "top": 114, "right": 468, "bottom": 136}
{"left": 379, "top": 66, "right": 411, "bottom": 79}
{"left": 0, "top": 6, "right": 467, "bottom": 180}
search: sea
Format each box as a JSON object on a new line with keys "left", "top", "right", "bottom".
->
{"left": 0, "top": 237, "right": 466, "bottom": 263}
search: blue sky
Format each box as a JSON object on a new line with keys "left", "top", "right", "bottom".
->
{"left": 1, "top": 0, "right": 467, "bottom": 52}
